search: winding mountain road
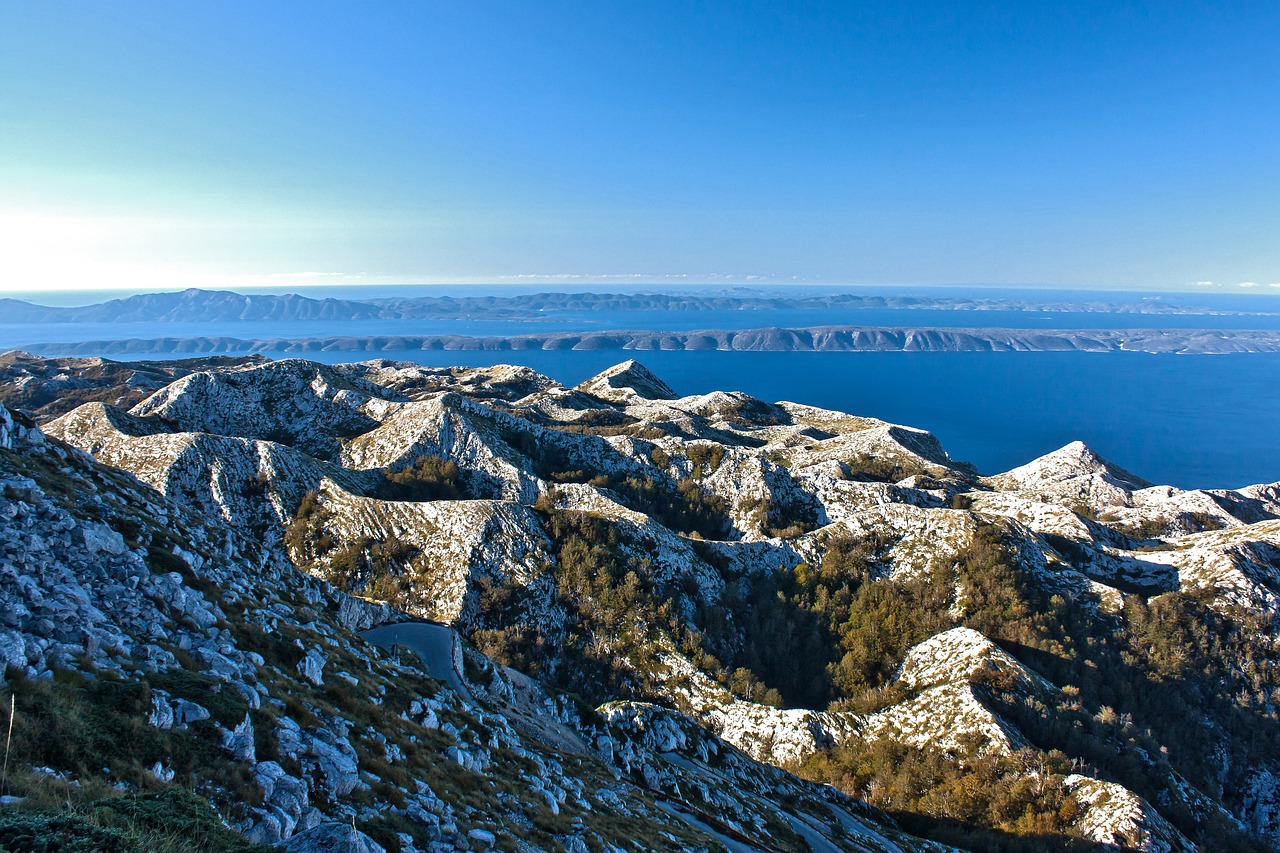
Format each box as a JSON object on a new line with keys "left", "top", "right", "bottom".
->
{"left": 363, "top": 622, "right": 471, "bottom": 700}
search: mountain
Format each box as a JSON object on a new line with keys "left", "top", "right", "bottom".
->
{"left": 3, "top": 288, "right": 1268, "bottom": 325}
{"left": 0, "top": 289, "right": 385, "bottom": 323}
{"left": 5, "top": 353, "right": 1280, "bottom": 851}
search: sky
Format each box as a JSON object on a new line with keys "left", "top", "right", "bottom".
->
{"left": 1, "top": 1, "right": 1278, "bottom": 293}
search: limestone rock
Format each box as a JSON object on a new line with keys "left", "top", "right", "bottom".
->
{"left": 574, "top": 360, "right": 678, "bottom": 403}
{"left": 282, "top": 823, "right": 387, "bottom": 853}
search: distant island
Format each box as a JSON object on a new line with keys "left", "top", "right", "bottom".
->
{"left": 3, "top": 286, "right": 1275, "bottom": 323}
{"left": 16, "top": 325, "right": 1280, "bottom": 355}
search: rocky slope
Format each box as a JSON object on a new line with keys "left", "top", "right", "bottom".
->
{"left": 9, "top": 353, "right": 1280, "bottom": 851}
{"left": 0, "top": 350, "right": 265, "bottom": 420}
{"left": 0, "top": 406, "right": 947, "bottom": 853}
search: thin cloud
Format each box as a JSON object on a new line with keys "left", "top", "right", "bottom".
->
{"left": 494, "top": 273, "right": 780, "bottom": 283}
{"left": 265, "top": 271, "right": 348, "bottom": 278}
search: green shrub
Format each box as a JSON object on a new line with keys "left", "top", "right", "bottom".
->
{"left": 841, "top": 453, "right": 922, "bottom": 483}
{"left": 0, "top": 788, "right": 269, "bottom": 853}
{"left": 377, "top": 456, "right": 465, "bottom": 502}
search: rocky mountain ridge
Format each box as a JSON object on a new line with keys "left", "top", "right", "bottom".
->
{"left": 5, "top": 353, "right": 1280, "bottom": 851}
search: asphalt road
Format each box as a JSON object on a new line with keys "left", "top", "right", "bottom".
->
{"left": 363, "top": 622, "right": 470, "bottom": 698}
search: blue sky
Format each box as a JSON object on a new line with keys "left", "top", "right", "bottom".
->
{"left": 1, "top": 1, "right": 1277, "bottom": 292}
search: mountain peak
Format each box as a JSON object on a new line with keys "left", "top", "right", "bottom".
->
{"left": 994, "top": 440, "right": 1150, "bottom": 490}
{"left": 1045, "top": 440, "right": 1109, "bottom": 473}
{"left": 574, "top": 359, "right": 678, "bottom": 402}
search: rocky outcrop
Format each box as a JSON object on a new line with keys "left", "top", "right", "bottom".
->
{"left": 795, "top": 505, "right": 980, "bottom": 580}
{"left": 333, "top": 360, "right": 557, "bottom": 402}
{"left": 45, "top": 404, "right": 373, "bottom": 539}
{"left": 1120, "top": 521, "right": 1280, "bottom": 610}
{"left": 854, "top": 628, "right": 1045, "bottom": 756}
{"left": 575, "top": 359, "right": 679, "bottom": 403}
{"left": 282, "top": 823, "right": 387, "bottom": 853}
{"left": 0, "top": 350, "right": 266, "bottom": 421}
{"left": 986, "top": 440, "right": 1151, "bottom": 506}
{"left": 0, "top": 406, "right": 22, "bottom": 450}
{"left": 300, "top": 482, "right": 563, "bottom": 629}
{"left": 895, "top": 627, "right": 1053, "bottom": 695}
{"left": 129, "top": 358, "right": 404, "bottom": 459}
{"left": 1066, "top": 775, "right": 1196, "bottom": 852}
{"left": 341, "top": 396, "right": 544, "bottom": 502}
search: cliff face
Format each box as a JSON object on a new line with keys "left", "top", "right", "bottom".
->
{"left": 8, "top": 355, "right": 1280, "bottom": 851}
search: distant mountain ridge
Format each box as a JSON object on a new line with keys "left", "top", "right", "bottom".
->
{"left": 3, "top": 286, "right": 1272, "bottom": 324}
{"left": 18, "top": 324, "right": 1280, "bottom": 355}
{"left": 0, "top": 289, "right": 386, "bottom": 323}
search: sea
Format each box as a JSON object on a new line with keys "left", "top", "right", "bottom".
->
{"left": 3, "top": 284, "right": 1278, "bottom": 490}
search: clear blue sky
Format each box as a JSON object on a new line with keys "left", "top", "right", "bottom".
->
{"left": 1, "top": 1, "right": 1277, "bottom": 291}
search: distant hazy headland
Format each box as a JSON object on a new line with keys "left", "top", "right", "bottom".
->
{"left": 15, "top": 325, "right": 1280, "bottom": 356}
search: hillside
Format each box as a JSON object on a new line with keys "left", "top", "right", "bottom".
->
{"left": 5, "top": 353, "right": 1280, "bottom": 851}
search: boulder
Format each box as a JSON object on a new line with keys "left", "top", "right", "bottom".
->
{"left": 299, "top": 647, "right": 327, "bottom": 686}
{"left": 282, "top": 823, "right": 387, "bottom": 853}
